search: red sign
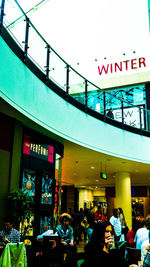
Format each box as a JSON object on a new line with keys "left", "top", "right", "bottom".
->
{"left": 98, "top": 57, "right": 146, "bottom": 75}
{"left": 23, "top": 135, "right": 54, "bottom": 163}
{"left": 23, "top": 135, "right": 30, "bottom": 155}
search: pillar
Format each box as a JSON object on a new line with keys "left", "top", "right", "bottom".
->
{"left": 115, "top": 172, "right": 132, "bottom": 230}
{"left": 10, "top": 120, "right": 23, "bottom": 191}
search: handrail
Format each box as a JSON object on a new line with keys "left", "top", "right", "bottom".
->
{"left": 1, "top": 0, "right": 150, "bottom": 135}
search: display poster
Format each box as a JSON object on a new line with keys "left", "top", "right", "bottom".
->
{"left": 41, "top": 175, "right": 53, "bottom": 205}
{"left": 40, "top": 216, "right": 52, "bottom": 234}
{"left": 22, "top": 169, "right": 36, "bottom": 197}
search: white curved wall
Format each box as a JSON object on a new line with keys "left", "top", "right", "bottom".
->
{"left": 0, "top": 36, "right": 150, "bottom": 164}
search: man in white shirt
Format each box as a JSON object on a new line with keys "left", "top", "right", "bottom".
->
{"left": 134, "top": 216, "right": 149, "bottom": 250}
{"left": 141, "top": 215, "right": 150, "bottom": 261}
{"left": 110, "top": 208, "right": 121, "bottom": 243}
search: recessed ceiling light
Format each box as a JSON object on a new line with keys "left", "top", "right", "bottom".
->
{"left": 96, "top": 180, "right": 99, "bottom": 182}
{"left": 91, "top": 166, "right": 95, "bottom": 169}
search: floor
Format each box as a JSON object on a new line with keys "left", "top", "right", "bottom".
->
{"left": 76, "top": 239, "right": 87, "bottom": 253}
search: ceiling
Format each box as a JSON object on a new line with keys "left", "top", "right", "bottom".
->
{"left": 62, "top": 139, "right": 150, "bottom": 189}
{"left": 1, "top": 97, "right": 150, "bottom": 190}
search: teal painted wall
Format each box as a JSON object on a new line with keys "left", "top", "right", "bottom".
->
{"left": 1, "top": 36, "right": 150, "bottom": 164}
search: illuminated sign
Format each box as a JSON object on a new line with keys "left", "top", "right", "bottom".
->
{"left": 113, "top": 105, "right": 145, "bottom": 129}
{"left": 100, "top": 172, "right": 107, "bottom": 180}
{"left": 98, "top": 57, "right": 146, "bottom": 76}
{"left": 23, "top": 135, "right": 54, "bottom": 163}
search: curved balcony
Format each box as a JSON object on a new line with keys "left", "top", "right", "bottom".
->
{"left": 1, "top": 0, "right": 150, "bottom": 164}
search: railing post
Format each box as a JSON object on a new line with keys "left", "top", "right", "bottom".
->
{"left": 85, "top": 79, "right": 88, "bottom": 108}
{"left": 0, "top": 0, "right": 5, "bottom": 34}
{"left": 121, "top": 100, "right": 124, "bottom": 124}
{"left": 66, "top": 64, "right": 69, "bottom": 95}
{"left": 45, "top": 44, "right": 50, "bottom": 82}
{"left": 103, "top": 91, "right": 106, "bottom": 117}
{"left": 23, "top": 16, "right": 30, "bottom": 62}
{"left": 139, "top": 107, "right": 142, "bottom": 130}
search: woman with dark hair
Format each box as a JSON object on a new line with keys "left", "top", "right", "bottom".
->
{"left": 118, "top": 208, "right": 128, "bottom": 239}
{"left": 82, "top": 220, "right": 128, "bottom": 267}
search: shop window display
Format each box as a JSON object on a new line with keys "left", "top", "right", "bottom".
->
{"left": 22, "top": 169, "right": 36, "bottom": 197}
{"left": 41, "top": 175, "right": 53, "bottom": 205}
{"left": 40, "top": 216, "right": 52, "bottom": 234}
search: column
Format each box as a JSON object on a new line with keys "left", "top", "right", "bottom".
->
{"left": 10, "top": 120, "right": 23, "bottom": 191}
{"left": 115, "top": 172, "right": 132, "bottom": 230}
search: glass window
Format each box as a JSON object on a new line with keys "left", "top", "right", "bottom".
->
{"left": 41, "top": 175, "right": 53, "bottom": 205}
{"left": 22, "top": 169, "right": 36, "bottom": 197}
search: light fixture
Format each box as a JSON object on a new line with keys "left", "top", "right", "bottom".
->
{"left": 91, "top": 166, "right": 95, "bottom": 169}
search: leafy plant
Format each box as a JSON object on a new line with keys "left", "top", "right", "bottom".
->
{"left": 8, "top": 189, "right": 34, "bottom": 237}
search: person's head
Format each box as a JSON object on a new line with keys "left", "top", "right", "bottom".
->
{"left": 98, "top": 204, "right": 102, "bottom": 214}
{"left": 104, "top": 222, "right": 113, "bottom": 241}
{"left": 113, "top": 208, "right": 118, "bottom": 218}
{"left": 60, "top": 213, "right": 72, "bottom": 227}
{"left": 145, "top": 215, "right": 150, "bottom": 230}
{"left": 4, "top": 217, "right": 13, "bottom": 233}
{"left": 118, "top": 207, "right": 123, "bottom": 215}
{"left": 138, "top": 216, "right": 145, "bottom": 228}
{"left": 90, "top": 221, "right": 113, "bottom": 249}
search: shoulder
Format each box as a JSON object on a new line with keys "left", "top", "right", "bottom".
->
{"left": 0, "top": 230, "right": 4, "bottom": 236}
{"left": 12, "top": 228, "right": 20, "bottom": 235}
{"left": 68, "top": 225, "right": 73, "bottom": 231}
{"left": 56, "top": 225, "right": 61, "bottom": 230}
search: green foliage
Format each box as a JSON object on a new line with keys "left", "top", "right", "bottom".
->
{"left": 8, "top": 189, "right": 34, "bottom": 235}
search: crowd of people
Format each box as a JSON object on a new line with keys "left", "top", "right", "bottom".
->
{"left": 54, "top": 206, "right": 150, "bottom": 266}
{"left": 0, "top": 206, "right": 150, "bottom": 267}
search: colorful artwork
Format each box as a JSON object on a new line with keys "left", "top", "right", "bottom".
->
{"left": 41, "top": 175, "right": 53, "bottom": 204}
{"left": 20, "top": 215, "right": 34, "bottom": 237}
{"left": 40, "top": 216, "right": 52, "bottom": 234}
{"left": 22, "top": 169, "right": 36, "bottom": 197}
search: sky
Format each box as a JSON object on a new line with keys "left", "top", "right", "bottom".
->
{"left": 6, "top": 0, "right": 150, "bottom": 83}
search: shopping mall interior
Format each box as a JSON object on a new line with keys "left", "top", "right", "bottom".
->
{"left": 0, "top": 0, "right": 150, "bottom": 235}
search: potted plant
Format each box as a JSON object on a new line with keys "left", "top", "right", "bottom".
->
{"left": 8, "top": 189, "right": 34, "bottom": 238}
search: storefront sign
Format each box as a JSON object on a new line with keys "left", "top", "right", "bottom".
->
{"left": 23, "top": 135, "right": 54, "bottom": 163}
{"left": 113, "top": 105, "right": 145, "bottom": 129}
{"left": 98, "top": 57, "right": 146, "bottom": 76}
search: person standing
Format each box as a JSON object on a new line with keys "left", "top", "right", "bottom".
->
{"left": 110, "top": 209, "right": 121, "bottom": 244}
{"left": 94, "top": 204, "right": 107, "bottom": 223}
{"left": 134, "top": 217, "right": 149, "bottom": 250}
{"left": 118, "top": 207, "right": 128, "bottom": 241}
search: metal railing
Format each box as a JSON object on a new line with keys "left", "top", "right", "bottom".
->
{"left": 1, "top": 0, "right": 150, "bottom": 134}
